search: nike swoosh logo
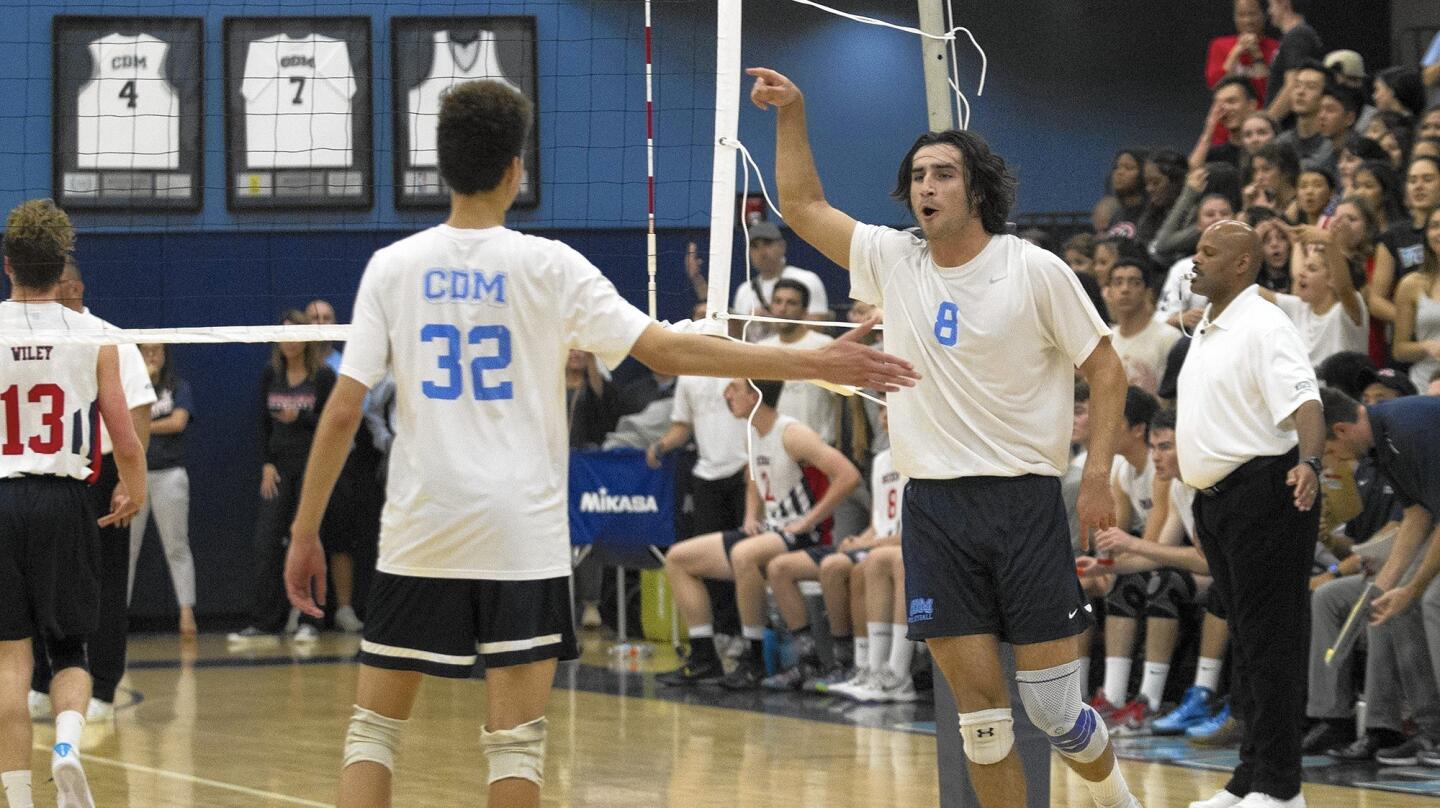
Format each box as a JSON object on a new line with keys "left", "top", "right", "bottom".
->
{"left": 1068, "top": 609, "right": 1079, "bottom": 619}
{"left": 989, "top": 275, "right": 1007, "bottom": 284}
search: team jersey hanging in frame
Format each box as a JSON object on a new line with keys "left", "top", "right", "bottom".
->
{"left": 391, "top": 17, "right": 538, "bottom": 209}
{"left": 224, "top": 17, "right": 373, "bottom": 210}
{"left": 52, "top": 16, "right": 203, "bottom": 210}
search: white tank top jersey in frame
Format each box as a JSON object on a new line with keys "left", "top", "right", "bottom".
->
{"left": 0, "top": 302, "right": 112, "bottom": 481}
{"left": 1110, "top": 452, "right": 1156, "bottom": 532}
{"left": 241, "top": 34, "right": 356, "bottom": 169}
{"left": 77, "top": 33, "right": 180, "bottom": 170}
{"left": 849, "top": 227, "right": 1111, "bottom": 480}
{"left": 748, "top": 414, "right": 814, "bottom": 528}
{"left": 339, "top": 224, "right": 653, "bottom": 581}
{"left": 869, "top": 448, "right": 906, "bottom": 539}
{"left": 407, "top": 30, "right": 520, "bottom": 168}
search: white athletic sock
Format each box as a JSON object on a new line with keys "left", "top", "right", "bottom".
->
{"left": 740, "top": 625, "right": 766, "bottom": 641}
{"left": 1078, "top": 656, "right": 1092, "bottom": 701}
{"left": 1139, "top": 662, "right": 1170, "bottom": 711}
{"left": 1195, "top": 656, "right": 1223, "bottom": 692}
{"left": 1, "top": 771, "right": 32, "bottom": 808}
{"left": 1084, "top": 759, "right": 1133, "bottom": 808}
{"left": 867, "top": 623, "right": 892, "bottom": 673}
{"left": 55, "top": 710, "right": 85, "bottom": 750}
{"left": 854, "top": 637, "right": 870, "bottom": 670}
{"left": 687, "top": 623, "right": 714, "bottom": 639}
{"left": 888, "top": 625, "right": 914, "bottom": 678}
{"left": 1103, "top": 657, "right": 1131, "bottom": 706}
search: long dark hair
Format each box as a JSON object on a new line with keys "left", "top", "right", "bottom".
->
{"left": 145, "top": 343, "right": 177, "bottom": 393}
{"left": 890, "top": 130, "right": 1017, "bottom": 235}
{"left": 1354, "top": 159, "right": 1405, "bottom": 224}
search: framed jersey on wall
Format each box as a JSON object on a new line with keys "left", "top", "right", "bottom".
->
{"left": 52, "top": 16, "right": 204, "bottom": 211}
{"left": 224, "top": 17, "right": 372, "bottom": 211}
{"left": 391, "top": 17, "right": 538, "bottom": 210}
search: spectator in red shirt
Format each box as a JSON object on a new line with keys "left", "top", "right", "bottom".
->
{"left": 1206, "top": 0, "right": 1281, "bottom": 145}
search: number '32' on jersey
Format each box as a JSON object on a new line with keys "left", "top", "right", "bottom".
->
{"left": 340, "top": 224, "right": 653, "bottom": 581}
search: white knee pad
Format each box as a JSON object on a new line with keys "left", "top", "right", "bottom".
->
{"left": 481, "top": 716, "right": 547, "bottom": 786}
{"left": 344, "top": 706, "right": 407, "bottom": 771}
{"left": 958, "top": 708, "right": 1015, "bottom": 765}
{"left": 1016, "top": 660, "right": 1109, "bottom": 764}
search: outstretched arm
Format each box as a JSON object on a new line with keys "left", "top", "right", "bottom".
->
{"left": 748, "top": 67, "right": 858, "bottom": 269}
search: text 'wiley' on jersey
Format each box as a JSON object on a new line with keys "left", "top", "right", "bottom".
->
{"left": 422, "top": 269, "right": 507, "bottom": 305}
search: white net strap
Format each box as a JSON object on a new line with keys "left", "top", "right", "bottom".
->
{"left": 0, "top": 324, "right": 352, "bottom": 346}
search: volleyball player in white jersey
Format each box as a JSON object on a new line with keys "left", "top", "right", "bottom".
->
{"left": 751, "top": 67, "right": 1139, "bottom": 808}
{"left": 281, "top": 80, "right": 916, "bottom": 808}
{"left": 0, "top": 199, "right": 146, "bottom": 808}
{"left": 658, "top": 378, "right": 859, "bottom": 690}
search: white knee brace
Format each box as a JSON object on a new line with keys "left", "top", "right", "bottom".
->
{"left": 1016, "top": 660, "right": 1109, "bottom": 764}
{"left": 481, "top": 716, "right": 547, "bottom": 786}
{"left": 344, "top": 706, "right": 407, "bottom": 771}
{"left": 958, "top": 708, "right": 1015, "bottom": 765}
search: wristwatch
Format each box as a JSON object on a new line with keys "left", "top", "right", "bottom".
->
{"left": 1302, "top": 456, "right": 1323, "bottom": 477}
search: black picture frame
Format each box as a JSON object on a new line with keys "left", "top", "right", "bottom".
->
{"left": 390, "top": 17, "right": 539, "bottom": 210}
{"left": 223, "top": 17, "right": 373, "bottom": 211}
{"left": 52, "top": 16, "right": 204, "bottom": 211}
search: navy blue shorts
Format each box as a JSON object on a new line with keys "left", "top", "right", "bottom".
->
{"left": 360, "top": 572, "right": 578, "bottom": 678}
{"left": 901, "top": 475, "right": 1092, "bottom": 645}
{"left": 721, "top": 528, "right": 822, "bottom": 562}
{"left": 0, "top": 477, "right": 99, "bottom": 641}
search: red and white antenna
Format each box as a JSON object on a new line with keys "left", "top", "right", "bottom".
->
{"left": 644, "top": 0, "right": 658, "bottom": 319}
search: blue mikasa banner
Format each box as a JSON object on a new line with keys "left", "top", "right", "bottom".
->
{"left": 569, "top": 449, "right": 676, "bottom": 549}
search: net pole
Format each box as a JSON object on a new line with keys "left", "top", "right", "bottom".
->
{"left": 917, "top": 0, "right": 957, "bottom": 131}
{"left": 645, "top": 0, "right": 658, "bottom": 319}
{"left": 705, "top": 0, "right": 744, "bottom": 323}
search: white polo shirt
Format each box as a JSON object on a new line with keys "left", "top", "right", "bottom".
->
{"left": 730, "top": 265, "right": 829, "bottom": 318}
{"left": 849, "top": 226, "right": 1109, "bottom": 479}
{"left": 670, "top": 375, "right": 746, "bottom": 481}
{"left": 1176, "top": 284, "right": 1320, "bottom": 489}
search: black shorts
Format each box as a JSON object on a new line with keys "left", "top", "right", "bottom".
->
{"left": 0, "top": 477, "right": 100, "bottom": 641}
{"left": 802, "top": 546, "right": 870, "bottom": 565}
{"left": 360, "top": 572, "right": 578, "bottom": 678}
{"left": 901, "top": 475, "right": 1092, "bottom": 645}
{"left": 720, "top": 527, "right": 822, "bottom": 562}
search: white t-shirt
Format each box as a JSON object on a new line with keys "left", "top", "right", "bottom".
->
{"left": 407, "top": 30, "right": 520, "bottom": 168}
{"left": 749, "top": 415, "right": 812, "bottom": 527}
{"left": 241, "top": 34, "right": 356, "bottom": 169}
{"left": 849, "top": 226, "right": 1110, "bottom": 479}
{"left": 1110, "top": 452, "right": 1156, "bottom": 532}
{"left": 0, "top": 302, "right": 110, "bottom": 480}
{"left": 80, "top": 309, "right": 156, "bottom": 456}
{"left": 1177, "top": 285, "right": 1320, "bottom": 489}
{"left": 1272, "top": 291, "right": 1368, "bottom": 367}
{"left": 77, "top": 33, "right": 179, "bottom": 170}
{"left": 759, "top": 330, "right": 839, "bottom": 445}
{"left": 670, "top": 375, "right": 746, "bottom": 481}
{"left": 1154, "top": 256, "right": 1207, "bottom": 326}
{"left": 730, "top": 266, "right": 830, "bottom": 318}
{"left": 1170, "top": 478, "right": 1197, "bottom": 542}
{"left": 1111, "top": 318, "right": 1182, "bottom": 395}
{"left": 340, "top": 224, "right": 653, "bottom": 580}
{"left": 869, "top": 448, "right": 906, "bottom": 539}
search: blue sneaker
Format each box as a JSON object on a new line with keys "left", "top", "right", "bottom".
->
{"left": 1152, "top": 686, "right": 1215, "bottom": 736}
{"left": 1186, "top": 700, "right": 1242, "bottom": 747}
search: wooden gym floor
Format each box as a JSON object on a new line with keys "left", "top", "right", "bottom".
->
{"left": 19, "top": 632, "right": 1439, "bottom": 806}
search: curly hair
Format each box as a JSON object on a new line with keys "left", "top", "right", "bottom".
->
{"left": 890, "top": 130, "right": 1017, "bottom": 235}
{"left": 436, "top": 80, "right": 533, "bottom": 196}
{"left": 3, "top": 199, "right": 74, "bottom": 289}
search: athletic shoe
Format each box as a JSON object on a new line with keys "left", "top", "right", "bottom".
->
{"left": 1187, "top": 703, "right": 1242, "bottom": 747}
{"left": 1152, "top": 686, "right": 1215, "bottom": 736}
{"left": 28, "top": 690, "right": 51, "bottom": 720}
{"left": 1088, "top": 688, "right": 1121, "bottom": 721}
{"left": 1234, "top": 793, "right": 1305, "bottom": 807}
{"left": 656, "top": 655, "right": 723, "bottom": 686}
{"left": 334, "top": 606, "right": 364, "bottom": 633}
{"left": 1188, "top": 791, "right": 1244, "bottom": 808}
{"left": 1327, "top": 731, "right": 1395, "bottom": 762}
{"left": 1417, "top": 746, "right": 1440, "bottom": 767}
{"left": 803, "top": 664, "right": 848, "bottom": 693}
{"left": 1300, "top": 720, "right": 1355, "bottom": 754}
{"left": 293, "top": 624, "right": 320, "bottom": 643}
{"left": 719, "top": 655, "right": 765, "bottom": 690}
{"left": 761, "top": 661, "right": 816, "bottom": 691}
{"left": 225, "top": 626, "right": 272, "bottom": 643}
{"left": 828, "top": 668, "right": 876, "bottom": 700}
{"left": 1109, "top": 699, "right": 1153, "bottom": 735}
{"left": 1377, "top": 735, "right": 1435, "bottom": 766}
{"left": 845, "top": 669, "right": 919, "bottom": 704}
{"left": 85, "top": 699, "right": 113, "bottom": 722}
{"left": 51, "top": 741, "right": 95, "bottom": 808}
